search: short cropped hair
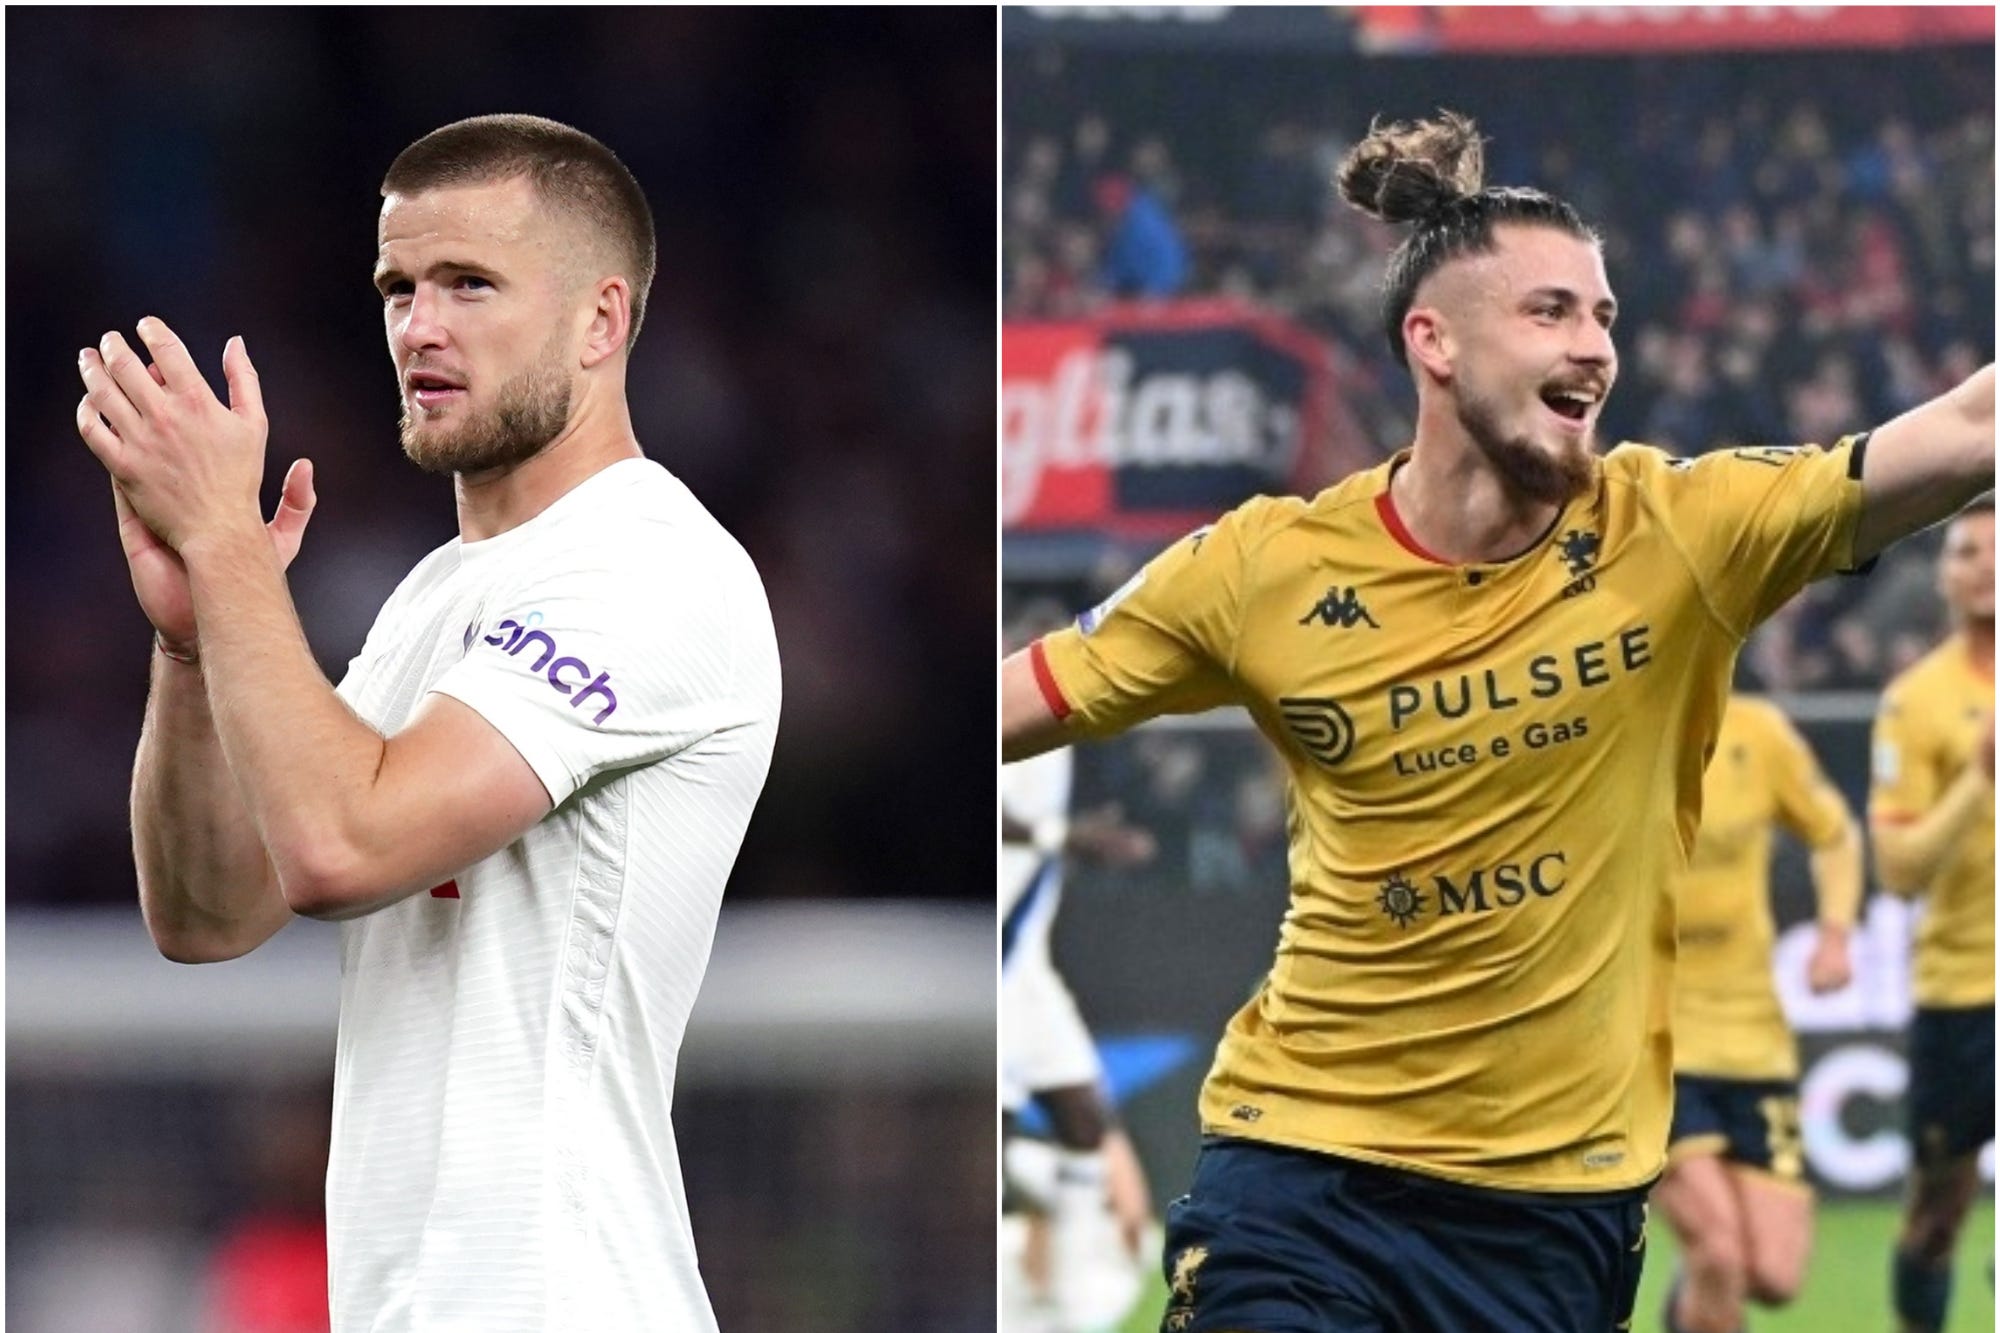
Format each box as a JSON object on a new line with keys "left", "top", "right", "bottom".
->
{"left": 383, "top": 114, "right": 658, "bottom": 347}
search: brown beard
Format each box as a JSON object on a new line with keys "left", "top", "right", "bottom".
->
{"left": 1455, "top": 381, "right": 1597, "bottom": 505}
{"left": 400, "top": 337, "right": 573, "bottom": 476}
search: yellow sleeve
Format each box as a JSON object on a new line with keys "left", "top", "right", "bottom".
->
{"left": 1639, "top": 435, "right": 1867, "bottom": 637}
{"left": 1761, "top": 702, "right": 1851, "bottom": 850}
{"left": 1869, "top": 684, "right": 1939, "bottom": 826}
{"left": 1035, "top": 500, "right": 1270, "bottom": 741}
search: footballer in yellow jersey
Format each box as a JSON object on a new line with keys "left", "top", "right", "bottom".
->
{"left": 1869, "top": 499, "right": 1994, "bottom": 1333}
{"left": 1652, "top": 695, "right": 1862, "bottom": 1333}
{"left": 1000, "top": 111, "right": 1994, "bottom": 1333}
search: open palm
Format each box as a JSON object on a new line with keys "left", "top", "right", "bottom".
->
{"left": 115, "top": 455, "right": 315, "bottom": 655}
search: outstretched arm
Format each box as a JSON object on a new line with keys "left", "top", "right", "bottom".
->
{"left": 1853, "top": 364, "right": 1994, "bottom": 563}
{"left": 1002, "top": 647, "right": 1070, "bottom": 763}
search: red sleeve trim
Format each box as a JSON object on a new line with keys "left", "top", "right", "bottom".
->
{"left": 1374, "top": 490, "right": 1450, "bottom": 565}
{"left": 1869, "top": 812, "right": 1919, "bottom": 827}
{"left": 1029, "top": 638, "right": 1073, "bottom": 722}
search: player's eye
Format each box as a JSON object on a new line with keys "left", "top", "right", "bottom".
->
{"left": 380, "top": 280, "right": 411, "bottom": 301}
{"left": 458, "top": 275, "right": 492, "bottom": 291}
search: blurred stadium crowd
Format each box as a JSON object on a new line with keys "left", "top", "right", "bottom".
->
{"left": 1004, "top": 43, "right": 1993, "bottom": 691}
{"left": 8, "top": 9, "right": 993, "bottom": 1333}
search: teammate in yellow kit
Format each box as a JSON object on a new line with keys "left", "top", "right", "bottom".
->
{"left": 1653, "top": 694, "right": 1863, "bottom": 1333}
{"left": 1869, "top": 498, "right": 1994, "bottom": 1333}
{"left": 999, "top": 111, "right": 1995, "bottom": 1333}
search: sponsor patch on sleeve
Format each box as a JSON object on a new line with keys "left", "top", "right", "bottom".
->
{"left": 1077, "top": 569, "right": 1147, "bottom": 635}
{"left": 1872, "top": 740, "right": 1900, "bottom": 784}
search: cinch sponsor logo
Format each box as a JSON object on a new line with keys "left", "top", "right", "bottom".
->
{"left": 1376, "top": 852, "right": 1569, "bottom": 927}
{"left": 481, "top": 612, "right": 619, "bottom": 724}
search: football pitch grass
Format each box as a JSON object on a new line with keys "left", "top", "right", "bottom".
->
{"left": 1117, "top": 1199, "right": 1994, "bottom": 1332}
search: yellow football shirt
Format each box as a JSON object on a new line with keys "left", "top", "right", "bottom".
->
{"left": 1672, "top": 696, "right": 1853, "bottom": 1081}
{"left": 1869, "top": 638, "right": 1995, "bottom": 1008}
{"left": 1034, "top": 438, "right": 1865, "bottom": 1193}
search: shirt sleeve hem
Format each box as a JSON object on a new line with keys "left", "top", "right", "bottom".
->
{"left": 1029, "top": 638, "right": 1074, "bottom": 722}
{"left": 428, "top": 681, "right": 579, "bottom": 807}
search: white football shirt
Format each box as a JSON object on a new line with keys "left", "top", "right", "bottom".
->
{"left": 327, "top": 457, "right": 780, "bottom": 1332}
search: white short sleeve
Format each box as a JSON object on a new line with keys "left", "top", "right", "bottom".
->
{"left": 430, "top": 558, "right": 753, "bottom": 808}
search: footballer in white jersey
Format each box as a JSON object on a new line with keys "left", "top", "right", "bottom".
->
{"left": 80, "top": 116, "right": 780, "bottom": 1333}
{"left": 330, "top": 457, "right": 777, "bottom": 1330}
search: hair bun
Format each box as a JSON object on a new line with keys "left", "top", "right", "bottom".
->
{"left": 1337, "top": 110, "right": 1487, "bottom": 226}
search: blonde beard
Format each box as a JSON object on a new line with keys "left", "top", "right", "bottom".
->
{"left": 401, "top": 342, "right": 573, "bottom": 477}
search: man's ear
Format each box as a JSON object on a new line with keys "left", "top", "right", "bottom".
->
{"left": 1404, "top": 305, "right": 1454, "bottom": 386}
{"left": 580, "top": 275, "right": 632, "bottom": 368}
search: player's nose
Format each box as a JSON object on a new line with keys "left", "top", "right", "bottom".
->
{"left": 1569, "top": 317, "right": 1616, "bottom": 369}
{"left": 397, "top": 284, "right": 450, "bottom": 351}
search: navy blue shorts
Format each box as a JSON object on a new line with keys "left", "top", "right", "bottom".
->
{"left": 1667, "top": 1075, "right": 1804, "bottom": 1181}
{"left": 1908, "top": 1004, "right": 1995, "bottom": 1167}
{"left": 1160, "top": 1137, "right": 1648, "bottom": 1333}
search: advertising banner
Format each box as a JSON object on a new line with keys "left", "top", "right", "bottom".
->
{"left": 1003, "top": 301, "right": 1365, "bottom": 541}
{"left": 1003, "top": 6, "right": 1994, "bottom": 54}
{"left": 1406, "top": 6, "right": 1996, "bottom": 55}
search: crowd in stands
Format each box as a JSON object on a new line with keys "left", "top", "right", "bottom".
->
{"left": 1004, "top": 45, "right": 1993, "bottom": 690}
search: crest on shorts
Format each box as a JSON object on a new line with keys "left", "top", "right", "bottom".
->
{"left": 1163, "top": 1244, "right": 1210, "bottom": 1332}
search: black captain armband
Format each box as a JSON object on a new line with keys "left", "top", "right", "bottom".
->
{"left": 1839, "top": 430, "right": 1877, "bottom": 577}
{"left": 1845, "top": 430, "right": 1871, "bottom": 480}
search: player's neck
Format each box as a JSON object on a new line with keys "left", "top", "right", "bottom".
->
{"left": 453, "top": 397, "right": 643, "bottom": 542}
{"left": 1392, "top": 432, "right": 1565, "bottom": 565}
{"left": 1959, "top": 617, "right": 1994, "bottom": 679}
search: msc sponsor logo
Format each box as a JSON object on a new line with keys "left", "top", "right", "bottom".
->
{"left": 481, "top": 612, "right": 620, "bottom": 724}
{"left": 1375, "top": 852, "right": 1569, "bottom": 927}
{"left": 1376, "top": 873, "right": 1426, "bottom": 928}
{"left": 1279, "top": 696, "right": 1357, "bottom": 767}
{"left": 1297, "top": 585, "right": 1379, "bottom": 629}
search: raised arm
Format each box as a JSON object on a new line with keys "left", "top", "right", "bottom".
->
{"left": 79, "top": 320, "right": 554, "bottom": 929}
{"left": 1853, "top": 364, "right": 1995, "bottom": 564}
{"left": 133, "top": 644, "right": 294, "bottom": 962}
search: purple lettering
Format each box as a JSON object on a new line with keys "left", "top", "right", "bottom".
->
{"left": 511, "top": 629, "right": 560, "bottom": 671}
{"left": 572, "top": 672, "right": 618, "bottom": 724}
{"left": 484, "top": 619, "right": 520, "bottom": 647}
{"left": 546, "top": 656, "right": 591, "bottom": 695}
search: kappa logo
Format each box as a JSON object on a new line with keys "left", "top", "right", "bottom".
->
{"left": 482, "top": 612, "right": 620, "bottom": 724}
{"left": 1279, "top": 697, "right": 1357, "bottom": 767}
{"left": 1557, "top": 529, "right": 1601, "bottom": 598}
{"left": 1297, "top": 585, "right": 1379, "bottom": 629}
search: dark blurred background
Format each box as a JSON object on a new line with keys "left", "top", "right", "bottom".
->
{"left": 8, "top": 8, "right": 994, "bottom": 1332}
